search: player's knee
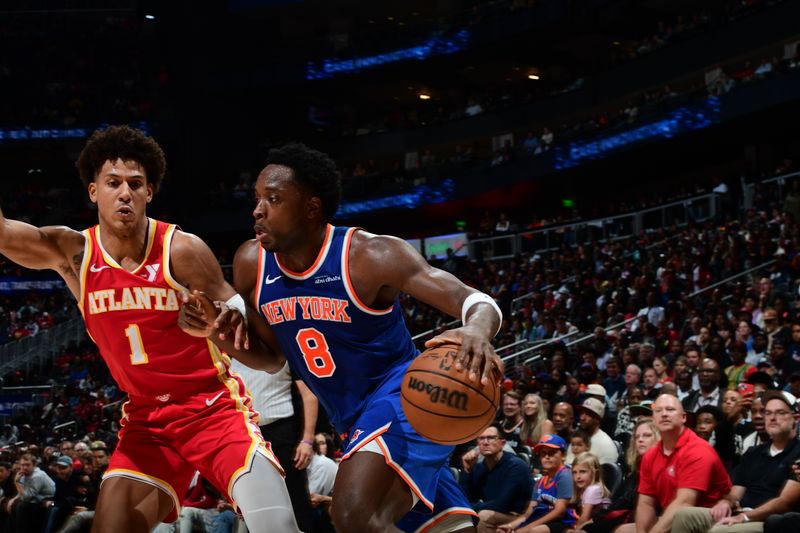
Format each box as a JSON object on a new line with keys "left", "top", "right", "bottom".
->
{"left": 241, "top": 507, "right": 297, "bottom": 533}
{"left": 331, "top": 502, "right": 393, "bottom": 533}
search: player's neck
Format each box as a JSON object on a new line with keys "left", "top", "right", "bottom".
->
{"left": 276, "top": 223, "right": 329, "bottom": 273}
{"left": 98, "top": 217, "right": 150, "bottom": 266}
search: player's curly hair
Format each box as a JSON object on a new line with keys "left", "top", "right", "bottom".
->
{"left": 75, "top": 125, "right": 167, "bottom": 193}
{"left": 265, "top": 142, "right": 342, "bottom": 221}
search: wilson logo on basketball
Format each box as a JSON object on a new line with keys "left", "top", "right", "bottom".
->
{"left": 406, "top": 376, "right": 469, "bottom": 411}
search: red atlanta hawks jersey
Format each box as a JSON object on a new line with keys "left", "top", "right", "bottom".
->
{"left": 79, "top": 218, "right": 230, "bottom": 400}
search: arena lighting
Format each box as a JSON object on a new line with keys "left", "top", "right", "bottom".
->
{"left": 0, "top": 122, "right": 150, "bottom": 143}
{"left": 144, "top": 14, "right": 155, "bottom": 20}
{"left": 419, "top": 93, "right": 431, "bottom": 100}
{"left": 306, "top": 30, "right": 470, "bottom": 80}
{"left": 553, "top": 97, "right": 721, "bottom": 169}
{"left": 528, "top": 74, "right": 540, "bottom": 80}
{"left": 336, "top": 179, "right": 456, "bottom": 217}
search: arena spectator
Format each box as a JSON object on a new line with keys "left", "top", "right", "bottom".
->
{"left": 519, "top": 393, "right": 555, "bottom": 447}
{"left": 551, "top": 402, "right": 575, "bottom": 443}
{"left": 308, "top": 432, "right": 338, "bottom": 532}
{"left": 672, "top": 390, "right": 800, "bottom": 533}
{"left": 572, "top": 398, "right": 617, "bottom": 465}
{"left": 631, "top": 394, "right": 731, "bottom": 533}
{"left": 497, "top": 434, "right": 574, "bottom": 532}
{"left": 499, "top": 391, "right": 525, "bottom": 451}
{"left": 8, "top": 453, "right": 55, "bottom": 532}
{"left": 459, "top": 423, "right": 533, "bottom": 533}
{"left": 725, "top": 342, "right": 754, "bottom": 390}
{"left": 684, "top": 359, "right": 725, "bottom": 412}
{"left": 741, "top": 394, "right": 768, "bottom": 453}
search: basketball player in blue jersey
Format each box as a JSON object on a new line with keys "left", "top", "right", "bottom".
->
{"left": 180, "top": 143, "right": 504, "bottom": 532}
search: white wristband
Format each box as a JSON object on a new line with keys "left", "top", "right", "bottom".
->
{"left": 225, "top": 293, "right": 248, "bottom": 326}
{"left": 461, "top": 292, "right": 503, "bottom": 336}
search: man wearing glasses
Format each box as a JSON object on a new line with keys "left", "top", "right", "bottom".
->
{"left": 459, "top": 423, "right": 533, "bottom": 533}
{"left": 684, "top": 359, "right": 725, "bottom": 413}
{"left": 672, "top": 390, "right": 800, "bottom": 533}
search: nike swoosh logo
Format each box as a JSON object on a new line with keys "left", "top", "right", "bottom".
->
{"left": 89, "top": 264, "right": 110, "bottom": 273}
{"left": 205, "top": 391, "right": 226, "bottom": 407}
{"left": 265, "top": 275, "right": 282, "bottom": 285}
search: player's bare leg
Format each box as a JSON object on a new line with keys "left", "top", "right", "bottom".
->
{"left": 331, "top": 452, "right": 411, "bottom": 532}
{"left": 92, "top": 477, "right": 174, "bottom": 533}
{"left": 331, "top": 452, "right": 477, "bottom": 533}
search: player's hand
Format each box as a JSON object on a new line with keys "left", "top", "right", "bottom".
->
{"left": 425, "top": 326, "right": 504, "bottom": 385}
{"left": 709, "top": 499, "right": 732, "bottom": 522}
{"left": 179, "top": 290, "right": 249, "bottom": 350}
{"left": 178, "top": 290, "right": 218, "bottom": 337}
{"left": 294, "top": 440, "right": 313, "bottom": 470}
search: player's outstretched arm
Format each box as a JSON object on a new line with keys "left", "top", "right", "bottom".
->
{"left": 348, "top": 231, "right": 504, "bottom": 385}
{"left": 172, "top": 232, "right": 284, "bottom": 372}
{"left": 0, "top": 207, "right": 84, "bottom": 293}
{"left": 229, "top": 239, "right": 287, "bottom": 371}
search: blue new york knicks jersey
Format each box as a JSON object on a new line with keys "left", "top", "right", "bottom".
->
{"left": 254, "top": 225, "right": 418, "bottom": 432}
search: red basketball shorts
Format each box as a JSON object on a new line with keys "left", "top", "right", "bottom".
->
{"left": 103, "top": 375, "right": 281, "bottom": 522}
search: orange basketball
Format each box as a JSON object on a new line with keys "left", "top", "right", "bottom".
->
{"left": 401, "top": 344, "right": 500, "bottom": 445}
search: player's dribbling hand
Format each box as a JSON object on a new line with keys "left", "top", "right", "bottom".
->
{"left": 425, "top": 326, "right": 504, "bottom": 386}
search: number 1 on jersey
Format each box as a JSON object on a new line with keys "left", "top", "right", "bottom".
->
{"left": 296, "top": 328, "right": 336, "bottom": 378}
{"left": 125, "top": 324, "right": 149, "bottom": 365}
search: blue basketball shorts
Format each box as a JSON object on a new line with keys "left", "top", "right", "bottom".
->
{"left": 341, "top": 388, "right": 477, "bottom": 532}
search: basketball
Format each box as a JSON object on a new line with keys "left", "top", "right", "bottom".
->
{"left": 401, "top": 344, "right": 500, "bottom": 445}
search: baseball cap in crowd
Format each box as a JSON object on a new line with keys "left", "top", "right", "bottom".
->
{"left": 761, "top": 390, "right": 798, "bottom": 413}
{"left": 56, "top": 455, "right": 73, "bottom": 467}
{"left": 579, "top": 397, "right": 606, "bottom": 419}
{"left": 90, "top": 441, "right": 107, "bottom": 451}
{"left": 630, "top": 400, "right": 654, "bottom": 417}
{"left": 533, "top": 434, "right": 567, "bottom": 453}
{"left": 585, "top": 384, "right": 606, "bottom": 399}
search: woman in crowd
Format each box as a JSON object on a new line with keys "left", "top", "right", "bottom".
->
{"left": 499, "top": 391, "right": 525, "bottom": 451}
{"left": 651, "top": 357, "right": 671, "bottom": 384}
{"left": 520, "top": 393, "right": 556, "bottom": 447}
{"left": 722, "top": 388, "right": 751, "bottom": 437}
{"left": 600, "top": 417, "right": 661, "bottom": 533}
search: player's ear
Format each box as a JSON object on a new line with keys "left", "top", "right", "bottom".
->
{"left": 307, "top": 196, "right": 322, "bottom": 220}
{"left": 146, "top": 182, "right": 153, "bottom": 203}
{"left": 87, "top": 181, "right": 98, "bottom": 203}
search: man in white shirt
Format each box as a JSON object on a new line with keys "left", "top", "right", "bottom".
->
{"left": 575, "top": 398, "right": 618, "bottom": 464}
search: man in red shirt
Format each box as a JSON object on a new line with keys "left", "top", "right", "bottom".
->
{"left": 634, "top": 394, "right": 732, "bottom": 533}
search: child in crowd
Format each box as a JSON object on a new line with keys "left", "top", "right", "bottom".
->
{"left": 568, "top": 452, "right": 611, "bottom": 533}
{"left": 566, "top": 429, "right": 592, "bottom": 464}
{"left": 499, "top": 434, "right": 578, "bottom": 533}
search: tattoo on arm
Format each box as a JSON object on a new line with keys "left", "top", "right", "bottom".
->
{"left": 59, "top": 252, "right": 83, "bottom": 280}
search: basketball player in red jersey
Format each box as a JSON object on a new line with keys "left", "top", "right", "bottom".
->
{"left": 0, "top": 126, "right": 299, "bottom": 533}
